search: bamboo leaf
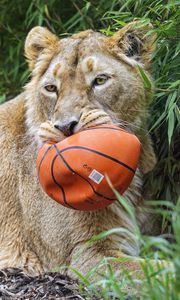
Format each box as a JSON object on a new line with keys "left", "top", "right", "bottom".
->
{"left": 137, "top": 65, "right": 152, "bottom": 90}
{"left": 168, "top": 110, "right": 175, "bottom": 146}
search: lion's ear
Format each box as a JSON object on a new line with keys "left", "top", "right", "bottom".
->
{"left": 25, "top": 26, "right": 59, "bottom": 70}
{"left": 108, "top": 21, "right": 156, "bottom": 70}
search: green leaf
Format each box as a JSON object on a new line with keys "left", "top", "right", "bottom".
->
{"left": 149, "top": 111, "right": 166, "bottom": 131}
{"left": 169, "top": 80, "right": 180, "bottom": 89}
{"left": 113, "top": 19, "right": 127, "bottom": 26}
{"left": 168, "top": 110, "right": 175, "bottom": 146}
{"left": 137, "top": 65, "right": 153, "bottom": 90}
{"left": 165, "top": 91, "right": 177, "bottom": 111}
{"left": 90, "top": 227, "right": 136, "bottom": 243}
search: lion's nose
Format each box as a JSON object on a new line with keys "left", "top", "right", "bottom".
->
{"left": 54, "top": 117, "right": 79, "bottom": 136}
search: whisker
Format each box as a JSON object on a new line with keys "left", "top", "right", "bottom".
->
{"left": 115, "top": 120, "right": 148, "bottom": 134}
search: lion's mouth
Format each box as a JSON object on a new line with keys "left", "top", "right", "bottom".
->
{"left": 37, "top": 110, "right": 114, "bottom": 144}
{"left": 37, "top": 121, "right": 65, "bottom": 144}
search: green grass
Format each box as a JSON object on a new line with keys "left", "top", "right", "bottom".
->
{"left": 72, "top": 194, "right": 180, "bottom": 299}
{"left": 0, "top": 0, "right": 179, "bottom": 298}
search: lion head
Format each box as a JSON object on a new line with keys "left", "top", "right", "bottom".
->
{"left": 24, "top": 22, "right": 156, "bottom": 173}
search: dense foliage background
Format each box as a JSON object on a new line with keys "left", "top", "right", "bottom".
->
{"left": 0, "top": 1, "right": 179, "bottom": 298}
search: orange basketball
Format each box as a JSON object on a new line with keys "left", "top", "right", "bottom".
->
{"left": 37, "top": 125, "right": 140, "bottom": 211}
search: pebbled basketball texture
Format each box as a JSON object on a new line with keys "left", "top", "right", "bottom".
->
{"left": 37, "top": 125, "right": 141, "bottom": 211}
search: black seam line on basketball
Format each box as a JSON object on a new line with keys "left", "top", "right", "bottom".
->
{"left": 53, "top": 144, "right": 116, "bottom": 201}
{"left": 59, "top": 146, "right": 135, "bottom": 174}
{"left": 38, "top": 145, "right": 53, "bottom": 179}
{"left": 51, "top": 154, "right": 77, "bottom": 210}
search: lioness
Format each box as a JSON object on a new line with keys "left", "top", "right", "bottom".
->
{"left": 0, "top": 22, "right": 157, "bottom": 276}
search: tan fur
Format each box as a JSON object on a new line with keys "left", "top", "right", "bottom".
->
{"left": 53, "top": 63, "right": 61, "bottom": 78}
{"left": 86, "top": 58, "right": 94, "bottom": 72}
{"left": 0, "top": 23, "right": 158, "bottom": 278}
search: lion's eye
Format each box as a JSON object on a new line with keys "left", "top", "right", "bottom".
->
{"left": 93, "top": 75, "right": 109, "bottom": 86}
{"left": 44, "top": 85, "right": 57, "bottom": 93}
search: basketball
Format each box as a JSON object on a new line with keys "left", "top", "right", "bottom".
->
{"left": 37, "top": 125, "right": 140, "bottom": 211}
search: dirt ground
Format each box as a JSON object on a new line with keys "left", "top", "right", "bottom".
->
{"left": 0, "top": 268, "right": 97, "bottom": 300}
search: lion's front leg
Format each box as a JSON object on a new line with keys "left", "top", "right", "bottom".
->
{"left": 0, "top": 159, "right": 44, "bottom": 275}
{"left": 69, "top": 243, "right": 170, "bottom": 285}
{"left": 0, "top": 237, "right": 45, "bottom": 275}
{"left": 69, "top": 243, "right": 145, "bottom": 282}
